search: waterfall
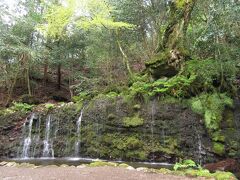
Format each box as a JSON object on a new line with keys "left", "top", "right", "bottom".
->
{"left": 75, "top": 108, "right": 84, "bottom": 156}
{"left": 197, "top": 133, "right": 203, "bottom": 165}
{"left": 194, "top": 126, "right": 205, "bottom": 165}
{"left": 33, "top": 116, "right": 41, "bottom": 157}
{"left": 22, "top": 113, "right": 35, "bottom": 158}
{"left": 43, "top": 115, "right": 54, "bottom": 158}
{"left": 150, "top": 99, "right": 156, "bottom": 161}
{"left": 151, "top": 100, "right": 156, "bottom": 139}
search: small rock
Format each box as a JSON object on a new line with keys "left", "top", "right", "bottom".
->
{"left": 136, "top": 167, "right": 147, "bottom": 172}
{"left": 0, "top": 161, "right": 8, "bottom": 166}
{"left": 5, "top": 162, "right": 17, "bottom": 167}
{"left": 127, "top": 166, "right": 135, "bottom": 170}
{"left": 77, "top": 165, "right": 86, "bottom": 168}
{"left": 60, "top": 164, "right": 69, "bottom": 168}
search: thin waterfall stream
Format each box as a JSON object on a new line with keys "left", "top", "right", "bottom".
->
{"left": 43, "top": 115, "right": 54, "bottom": 158}
{"left": 150, "top": 99, "right": 156, "bottom": 161}
{"left": 22, "top": 113, "right": 35, "bottom": 158}
{"left": 75, "top": 108, "right": 84, "bottom": 157}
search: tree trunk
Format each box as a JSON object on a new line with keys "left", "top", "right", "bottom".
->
{"left": 146, "top": 0, "right": 197, "bottom": 79}
{"left": 44, "top": 59, "right": 49, "bottom": 85}
{"left": 57, "top": 63, "right": 61, "bottom": 90}
{"left": 116, "top": 30, "right": 133, "bottom": 78}
{"left": 26, "top": 64, "right": 32, "bottom": 96}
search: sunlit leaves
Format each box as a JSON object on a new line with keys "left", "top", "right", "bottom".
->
{"left": 37, "top": 0, "right": 134, "bottom": 39}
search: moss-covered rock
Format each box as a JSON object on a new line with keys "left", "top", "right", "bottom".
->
{"left": 123, "top": 115, "right": 144, "bottom": 127}
{"left": 213, "top": 143, "right": 225, "bottom": 156}
{"left": 88, "top": 161, "right": 118, "bottom": 167}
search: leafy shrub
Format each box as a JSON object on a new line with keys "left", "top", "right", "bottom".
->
{"left": 173, "top": 159, "right": 197, "bottom": 171}
{"left": 185, "top": 59, "right": 237, "bottom": 92}
{"left": 12, "top": 102, "right": 34, "bottom": 112}
{"left": 72, "top": 91, "right": 91, "bottom": 102}
{"left": 128, "top": 74, "right": 196, "bottom": 100}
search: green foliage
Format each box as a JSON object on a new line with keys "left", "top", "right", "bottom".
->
{"left": 173, "top": 159, "right": 197, "bottom": 171}
{"left": 72, "top": 92, "right": 91, "bottom": 103}
{"left": 11, "top": 102, "right": 34, "bottom": 112}
{"left": 105, "top": 92, "right": 119, "bottom": 99}
{"left": 173, "top": 160, "right": 236, "bottom": 179}
{"left": 133, "top": 104, "right": 141, "bottom": 110}
{"left": 45, "top": 103, "right": 55, "bottom": 110}
{"left": 123, "top": 115, "right": 144, "bottom": 127}
{"left": 150, "top": 75, "right": 196, "bottom": 97}
{"left": 0, "top": 102, "right": 33, "bottom": 115}
{"left": 128, "top": 74, "right": 196, "bottom": 100}
{"left": 184, "top": 168, "right": 213, "bottom": 178}
{"left": 190, "top": 93, "right": 233, "bottom": 131}
{"left": 176, "top": 0, "right": 192, "bottom": 8}
{"left": 185, "top": 59, "right": 237, "bottom": 92}
{"left": 38, "top": 1, "right": 75, "bottom": 39}
{"left": 184, "top": 169, "right": 236, "bottom": 179}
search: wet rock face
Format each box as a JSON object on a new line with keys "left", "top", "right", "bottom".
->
{"left": 0, "top": 96, "right": 238, "bottom": 164}
{"left": 0, "top": 112, "right": 26, "bottom": 158}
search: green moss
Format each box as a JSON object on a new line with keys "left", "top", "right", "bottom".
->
{"left": 213, "top": 142, "right": 225, "bottom": 156}
{"left": 213, "top": 171, "right": 236, "bottom": 180}
{"left": 75, "top": 101, "right": 83, "bottom": 112}
{"left": 145, "top": 50, "right": 170, "bottom": 66}
{"left": 107, "top": 113, "right": 116, "bottom": 120}
{"left": 126, "top": 151, "right": 147, "bottom": 160}
{"left": 45, "top": 103, "right": 55, "bottom": 110}
{"left": 105, "top": 92, "right": 119, "bottom": 99}
{"left": 176, "top": 0, "right": 192, "bottom": 8}
{"left": 158, "top": 168, "right": 172, "bottom": 174}
{"left": 190, "top": 93, "right": 233, "bottom": 146}
{"left": 212, "top": 132, "right": 225, "bottom": 142}
{"left": 123, "top": 115, "right": 144, "bottom": 127}
{"left": 88, "top": 161, "right": 118, "bottom": 167}
{"left": 224, "top": 109, "right": 234, "bottom": 128}
{"left": 133, "top": 104, "right": 141, "bottom": 110}
{"left": 184, "top": 169, "right": 213, "bottom": 178}
{"left": 99, "top": 133, "right": 147, "bottom": 160}
{"left": 118, "top": 163, "right": 129, "bottom": 168}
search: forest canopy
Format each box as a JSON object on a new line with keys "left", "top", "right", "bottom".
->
{"left": 0, "top": 0, "right": 239, "bottom": 107}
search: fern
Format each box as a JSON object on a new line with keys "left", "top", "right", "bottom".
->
{"left": 173, "top": 159, "right": 197, "bottom": 171}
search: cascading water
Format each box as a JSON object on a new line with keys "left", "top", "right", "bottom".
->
{"left": 75, "top": 108, "right": 84, "bottom": 156}
{"left": 22, "top": 113, "right": 35, "bottom": 158}
{"left": 33, "top": 116, "right": 41, "bottom": 157}
{"left": 197, "top": 133, "right": 203, "bottom": 164}
{"left": 150, "top": 99, "right": 156, "bottom": 161}
{"left": 43, "top": 115, "right": 54, "bottom": 158}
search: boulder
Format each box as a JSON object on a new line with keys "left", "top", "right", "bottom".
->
{"left": 204, "top": 159, "right": 240, "bottom": 173}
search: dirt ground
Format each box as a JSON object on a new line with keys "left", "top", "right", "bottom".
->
{"left": 0, "top": 166, "right": 207, "bottom": 180}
